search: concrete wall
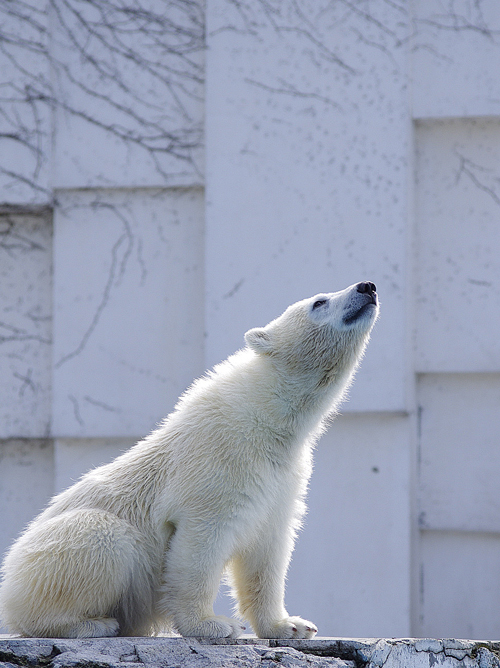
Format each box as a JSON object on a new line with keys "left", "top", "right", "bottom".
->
{"left": 1, "top": 0, "right": 500, "bottom": 640}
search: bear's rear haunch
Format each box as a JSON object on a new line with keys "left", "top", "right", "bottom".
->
{"left": 0, "top": 282, "right": 379, "bottom": 639}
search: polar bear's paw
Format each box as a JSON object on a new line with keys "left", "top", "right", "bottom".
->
{"left": 65, "top": 617, "right": 120, "bottom": 638}
{"left": 181, "top": 615, "right": 245, "bottom": 638}
{"left": 258, "top": 616, "right": 318, "bottom": 639}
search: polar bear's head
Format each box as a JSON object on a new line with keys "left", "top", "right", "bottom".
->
{"left": 244, "top": 282, "right": 379, "bottom": 391}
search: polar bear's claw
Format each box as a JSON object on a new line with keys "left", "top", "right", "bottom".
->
{"left": 259, "top": 616, "right": 318, "bottom": 639}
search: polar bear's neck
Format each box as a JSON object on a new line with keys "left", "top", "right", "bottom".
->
{"left": 176, "top": 348, "right": 356, "bottom": 448}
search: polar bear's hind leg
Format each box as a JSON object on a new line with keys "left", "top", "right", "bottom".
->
{"left": 0, "top": 508, "right": 150, "bottom": 638}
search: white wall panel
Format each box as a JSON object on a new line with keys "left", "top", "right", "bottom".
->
{"left": 0, "top": 439, "right": 54, "bottom": 635}
{"left": 0, "top": 439, "right": 54, "bottom": 559}
{"left": 412, "top": 1, "right": 500, "bottom": 119}
{"left": 205, "top": 0, "right": 412, "bottom": 412}
{"left": 52, "top": 188, "right": 204, "bottom": 437}
{"left": 415, "top": 119, "right": 500, "bottom": 372}
{"left": 0, "top": 2, "right": 51, "bottom": 204}
{"left": 286, "top": 414, "right": 411, "bottom": 638}
{"left": 418, "top": 374, "right": 500, "bottom": 533}
{"left": 51, "top": 0, "right": 204, "bottom": 189}
{"left": 420, "top": 530, "right": 500, "bottom": 640}
{"left": 0, "top": 212, "right": 52, "bottom": 438}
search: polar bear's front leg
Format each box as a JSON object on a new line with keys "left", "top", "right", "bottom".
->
{"left": 229, "top": 530, "right": 317, "bottom": 639}
{"left": 158, "top": 523, "right": 244, "bottom": 638}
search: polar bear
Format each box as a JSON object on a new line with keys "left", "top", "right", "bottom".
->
{"left": 0, "top": 281, "right": 378, "bottom": 640}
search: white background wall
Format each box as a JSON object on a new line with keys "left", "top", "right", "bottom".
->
{"left": 1, "top": 0, "right": 500, "bottom": 640}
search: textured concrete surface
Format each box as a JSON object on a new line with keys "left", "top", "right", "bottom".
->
{"left": 1, "top": 637, "right": 500, "bottom": 668}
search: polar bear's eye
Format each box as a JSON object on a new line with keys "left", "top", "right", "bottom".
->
{"left": 312, "top": 298, "right": 328, "bottom": 310}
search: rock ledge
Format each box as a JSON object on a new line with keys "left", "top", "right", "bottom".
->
{"left": 1, "top": 635, "right": 500, "bottom": 668}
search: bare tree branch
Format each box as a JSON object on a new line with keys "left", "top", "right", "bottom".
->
{"left": 0, "top": 0, "right": 205, "bottom": 203}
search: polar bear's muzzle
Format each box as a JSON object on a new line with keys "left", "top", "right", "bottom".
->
{"left": 342, "top": 281, "right": 379, "bottom": 326}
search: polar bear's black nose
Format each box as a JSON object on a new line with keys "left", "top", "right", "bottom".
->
{"left": 356, "top": 281, "right": 377, "bottom": 296}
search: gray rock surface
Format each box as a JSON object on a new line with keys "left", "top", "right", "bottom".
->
{"left": 1, "top": 636, "right": 500, "bottom": 668}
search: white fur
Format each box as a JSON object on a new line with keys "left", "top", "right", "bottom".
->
{"left": 0, "top": 282, "right": 379, "bottom": 639}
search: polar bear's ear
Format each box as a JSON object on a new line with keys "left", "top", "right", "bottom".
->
{"left": 245, "top": 327, "right": 273, "bottom": 354}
